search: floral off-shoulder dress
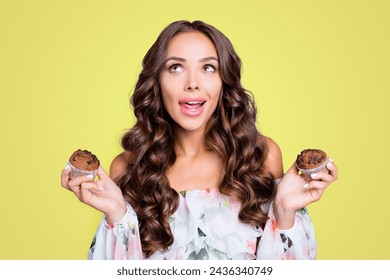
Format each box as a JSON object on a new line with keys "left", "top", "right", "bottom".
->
{"left": 88, "top": 187, "right": 316, "bottom": 260}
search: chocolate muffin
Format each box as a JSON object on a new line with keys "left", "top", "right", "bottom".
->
{"left": 68, "top": 149, "right": 100, "bottom": 179}
{"left": 295, "top": 149, "right": 328, "bottom": 181}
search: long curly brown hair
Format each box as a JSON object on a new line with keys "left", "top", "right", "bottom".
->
{"left": 116, "top": 20, "right": 275, "bottom": 258}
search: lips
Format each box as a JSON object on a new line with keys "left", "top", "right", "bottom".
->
{"left": 179, "top": 97, "right": 206, "bottom": 117}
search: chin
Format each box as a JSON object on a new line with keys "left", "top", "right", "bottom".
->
{"left": 175, "top": 118, "right": 207, "bottom": 132}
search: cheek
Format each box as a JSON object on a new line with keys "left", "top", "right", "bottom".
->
{"left": 160, "top": 88, "right": 177, "bottom": 115}
{"left": 160, "top": 80, "right": 173, "bottom": 104}
{"left": 208, "top": 88, "right": 222, "bottom": 114}
{"left": 160, "top": 75, "right": 180, "bottom": 99}
{"left": 161, "top": 91, "right": 172, "bottom": 109}
{"left": 208, "top": 81, "right": 223, "bottom": 102}
{"left": 208, "top": 76, "right": 222, "bottom": 92}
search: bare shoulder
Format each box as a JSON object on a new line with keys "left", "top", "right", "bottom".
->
{"left": 110, "top": 151, "right": 132, "bottom": 180}
{"left": 262, "top": 135, "right": 284, "bottom": 179}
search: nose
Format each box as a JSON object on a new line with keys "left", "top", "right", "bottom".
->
{"left": 186, "top": 83, "right": 199, "bottom": 91}
{"left": 184, "top": 72, "right": 199, "bottom": 92}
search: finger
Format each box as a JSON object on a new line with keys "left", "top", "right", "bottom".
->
{"left": 326, "top": 158, "right": 338, "bottom": 180}
{"left": 81, "top": 181, "right": 104, "bottom": 192}
{"left": 68, "top": 174, "right": 95, "bottom": 192}
{"left": 303, "top": 180, "right": 329, "bottom": 190}
{"left": 309, "top": 171, "right": 334, "bottom": 183}
{"left": 305, "top": 185, "right": 325, "bottom": 203}
{"left": 61, "top": 163, "right": 72, "bottom": 189}
{"left": 96, "top": 166, "right": 109, "bottom": 180}
{"left": 79, "top": 182, "right": 103, "bottom": 204}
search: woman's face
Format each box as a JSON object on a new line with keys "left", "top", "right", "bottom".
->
{"left": 159, "top": 31, "right": 222, "bottom": 133}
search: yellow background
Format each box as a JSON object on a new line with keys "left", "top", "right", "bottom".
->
{"left": 1, "top": 0, "right": 389, "bottom": 259}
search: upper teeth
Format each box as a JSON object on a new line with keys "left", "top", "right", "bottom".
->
{"left": 186, "top": 101, "right": 202, "bottom": 104}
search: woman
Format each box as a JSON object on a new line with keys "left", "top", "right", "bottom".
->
{"left": 61, "top": 20, "right": 338, "bottom": 260}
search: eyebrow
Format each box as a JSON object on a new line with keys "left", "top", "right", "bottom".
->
{"left": 164, "top": 56, "right": 219, "bottom": 64}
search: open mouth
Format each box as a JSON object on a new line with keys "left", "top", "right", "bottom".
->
{"left": 179, "top": 99, "right": 207, "bottom": 117}
{"left": 181, "top": 101, "right": 206, "bottom": 110}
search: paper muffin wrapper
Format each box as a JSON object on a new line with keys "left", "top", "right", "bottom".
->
{"left": 296, "top": 157, "right": 329, "bottom": 181}
{"left": 68, "top": 161, "right": 99, "bottom": 180}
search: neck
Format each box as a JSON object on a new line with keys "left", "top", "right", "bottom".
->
{"left": 174, "top": 126, "right": 209, "bottom": 158}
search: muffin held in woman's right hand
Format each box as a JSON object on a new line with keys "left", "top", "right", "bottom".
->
{"left": 68, "top": 149, "right": 100, "bottom": 179}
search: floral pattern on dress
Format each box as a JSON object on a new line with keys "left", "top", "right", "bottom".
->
{"left": 88, "top": 187, "right": 316, "bottom": 260}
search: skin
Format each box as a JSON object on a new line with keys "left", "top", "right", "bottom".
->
{"left": 61, "top": 32, "right": 338, "bottom": 230}
{"left": 160, "top": 32, "right": 224, "bottom": 191}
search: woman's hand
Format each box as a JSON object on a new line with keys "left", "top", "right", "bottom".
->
{"left": 273, "top": 159, "right": 338, "bottom": 229}
{"left": 61, "top": 165, "right": 127, "bottom": 224}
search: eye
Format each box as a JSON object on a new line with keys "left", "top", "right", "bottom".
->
{"left": 169, "top": 64, "right": 184, "bottom": 73}
{"left": 203, "top": 64, "right": 216, "bottom": 72}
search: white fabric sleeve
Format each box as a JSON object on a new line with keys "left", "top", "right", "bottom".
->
{"left": 87, "top": 202, "right": 143, "bottom": 260}
{"left": 256, "top": 202, "right": 317, "bottom": 259}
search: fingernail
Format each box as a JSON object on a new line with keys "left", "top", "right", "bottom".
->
{"left": 311, "top": 173, "right": 318, "bottom": 179}
{"left": 303, "top": 183, "right": 309, "bottom": 188}
{"left": 327, "top": 161, "right": 333, "bottom": 168}
{"left": 329, "top": 157, "right": 334, "bottom": 163}
{"left": 86, "top": 174, "right": 94, "bottom": 179}
{"left": 98, "top": 185, "right": 104, "bottom": 191}
{"left": 64, "top": 163, "right": 70, "bottom": 170}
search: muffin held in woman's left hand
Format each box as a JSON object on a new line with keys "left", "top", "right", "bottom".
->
{"left": 68, "top": 149, "right": 100, "bottom": 179}
{"left": 295, "top": 149, "right": 329, "bottom": 181}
